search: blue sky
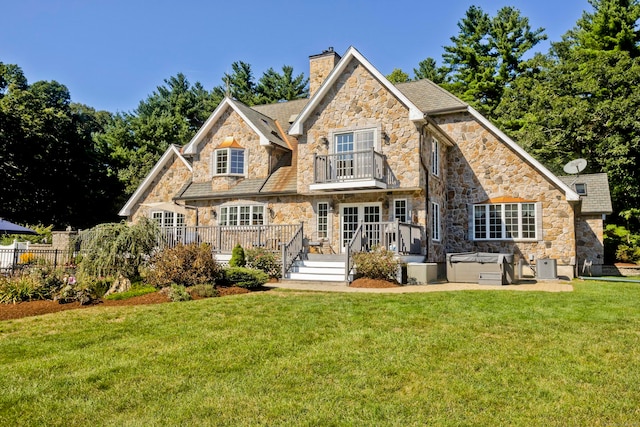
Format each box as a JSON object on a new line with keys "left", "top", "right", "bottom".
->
{"left": 1, "top": 0, "right": 589, "bottom": 113}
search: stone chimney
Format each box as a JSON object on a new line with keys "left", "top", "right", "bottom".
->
{"left": 309, "top": 47, "right": 341, "bottom": 97}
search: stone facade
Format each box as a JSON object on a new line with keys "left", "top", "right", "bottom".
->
{"left": 437, "top": 112, "right": 576, "bottom": 269}
{"left": 131, "top": 154, "right": 194, "bottom": 224}
{"left": 192, "top": 109, "right": 270, "bottom": 187}
{"left": 121, "top": 46, "right": 609, "bottom": 280}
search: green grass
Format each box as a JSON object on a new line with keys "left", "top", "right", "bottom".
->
{"left": 1, "top": 281, "right": 640, "bottom": 426}
{"left": 102, "top": 285, "right": 157, "bottom": 300}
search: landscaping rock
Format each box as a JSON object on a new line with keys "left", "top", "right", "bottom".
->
{"left": 104, "top": 274, "right": 131, "bottom": 296}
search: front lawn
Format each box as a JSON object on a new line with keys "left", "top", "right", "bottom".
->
{"left": 1, "top": 281, "right": 639, "bottom": 425}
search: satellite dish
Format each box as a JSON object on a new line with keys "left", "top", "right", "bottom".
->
{"left": 563, "top": 158, "right": 587, "bottom": 175}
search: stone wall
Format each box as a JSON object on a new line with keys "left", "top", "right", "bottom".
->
{"left": 309, "top": 48, "right": 341, "bottom": 97}
{"left": 130, "top": 154, "right": 193, "bottom": 224}
{"left": 191, "top": 108, "right": 270, "bottom": 187}
{"left": 576, "top": 214, "right": 605, "bottom": 267}
{"left": 298, "top": 59, "right": 422, "bottom": 193}
{"left": 427, "top": 131, "right": 448, "bottom": 262}
{"left": 437, "top": 112, "right": 576, "bottom": 267}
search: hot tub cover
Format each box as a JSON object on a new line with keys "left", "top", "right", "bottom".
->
{"left": 446, "top": 252, "right": 513, "bottom": 265}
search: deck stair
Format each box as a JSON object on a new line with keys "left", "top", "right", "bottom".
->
{"left": 285, "top": 253, "right": 348, "bottom": 283}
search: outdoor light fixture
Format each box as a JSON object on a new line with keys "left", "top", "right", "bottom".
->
{"left": 268, "top": 207, "right": 275, "bottom": 219}
{"left": 211, "top": 208, "right": 217, "bottom": 219}
{"left": 319, "top": 136, "right": 329, "bottom": 146}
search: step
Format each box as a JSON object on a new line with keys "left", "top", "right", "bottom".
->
{"left": 289, "top": 266, "right": 345, "bottom": 275}
{"left": 287, "top": 272, "right": 346, "bottom": 282}
{"left": 293, "top": 260, "right": 345, "bottom": 269}
{"left": 305, "top": 254, "right": 345, "bottom": 262}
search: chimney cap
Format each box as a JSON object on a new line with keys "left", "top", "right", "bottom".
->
{"left": 309, "top": 46, "right": 341, "bottom": 60}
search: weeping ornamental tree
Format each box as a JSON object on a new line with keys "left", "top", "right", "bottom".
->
{"left": 76, "top": 218, "right": 159, "bottom": 280}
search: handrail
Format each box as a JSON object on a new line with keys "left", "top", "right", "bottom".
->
{"left": 282, "top": 222, "right": 304, "bottom": 279}
{"left": 345, "top": 223, "right": 365, "bottom": 282}
{"left": 314, "top": 148, "right": 388, "bottom": 184}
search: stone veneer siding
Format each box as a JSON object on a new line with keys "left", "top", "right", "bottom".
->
{"left": 437, "top": 112, "right": 576, "bottom": 266}
{"left": 298, "top": 59, "right": 423, "bottom": 193}
{"left": 427, "top": 131, "right": 448, "bottom": 262}
{"left": 576, "top": 215, "right": 605, "bottom": 269}
{"left": 191, "top": 108, "right": 270, "bottom": 189}
{"left": 309, "top": 50, "right": 341, "bottom": 97}
{"left": 130, "top": 155, "right": 193, "bottom": 224}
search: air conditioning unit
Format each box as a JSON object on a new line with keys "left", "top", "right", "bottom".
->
{"left": 537, "top": 259, "right": 557, "bottom": 279}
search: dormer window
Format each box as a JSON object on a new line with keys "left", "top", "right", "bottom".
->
{"left": 212, "top": 137, "right": 245, "bottom": 177}
{"left": 574, "top": 183, "right": 587, "bottom": 195}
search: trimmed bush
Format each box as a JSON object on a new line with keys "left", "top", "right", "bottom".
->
{"left": 229, "top": 244, "right": 246, "bottom": 267}
{"left": 223, "top": 267, "right": 268, "bottom": 289}
{"left": 145, "top": 243, "right": 222, "bottom": 288}
{"left": 353, "top": 247, "right": 400, "bottom": 282}
{"left": 245, "top": 247, "right": 282, "bottom": 278}
{"left": 188, "top": 284, "right": 219, "bottom": 298}
{"left": 165, "top": 284, "right": 192, "bottom": 302}
{"left": 103, "top": 285, "right": 157, "bottom": 301}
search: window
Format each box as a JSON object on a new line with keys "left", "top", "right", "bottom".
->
{"left": 317, "top": 202, "right": 329, "bottom": 239}
{"left": 393, "top": 199, "right": 408, "bottom": 223}
{"left": 213, "top": 148, "right": 245, "bottom": 176}
{"left": 431, "top": 202, "right": 441, "bottom": 241}
{"left": 473, "top": 203, "right": 538, "bottom": 240}
{"left": 151, "top": 210, "right": 185, "bottom": 228}
{"left": 574, "top": 183, "right": 587, "bottom": 195}
{"left": 219, "top": 205, "right": 264, "bottom": 226}
{"left": 431, "top": 137, "right": 440, "bottom": 176}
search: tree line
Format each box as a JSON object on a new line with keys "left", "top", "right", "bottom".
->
{"left": 1, "top": 0, "right": 639, "bottom": 233}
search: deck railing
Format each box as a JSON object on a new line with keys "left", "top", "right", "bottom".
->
{"left": 281, "top": 223, "right": 304, "bottom": 278}
{"left": 314, "top": 149, "right": 388, "bottom": 184}
{"left": 157, "top": 224, "right": 300, "bottom": 253}
{"left": 345, "top": 223, "right": 365, "bottom": 282}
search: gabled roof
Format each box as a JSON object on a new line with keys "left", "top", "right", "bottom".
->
{"left": 289, "top": 46, "right": 424, "bottom": 136}
{"left": 118, "top": 145, "right": 192, "bottom": 216}
{"left": 183, "top": 97, "right": 290, "bottom": 155}
{"left": 465, "top": 107, "right": 581, "bottom": 202}
{"left": 251, "top": 98, "right": 308, "bottom": 132}
{"left": 559, "top": 173, "right": 612, "bottom": 214}
{"left": 396, "top": 79, "right": 467, "bottom": 114}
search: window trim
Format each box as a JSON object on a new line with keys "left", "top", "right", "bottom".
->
{"left": 472, "top": 202, "right": 539, "bottom": 241}
{"left": 317, "top": 201, "right": 330, "bottom": 240}
{"left": 431, "top": 137, "right": 440, "bottom": 177}
{"left": 212, "top": 147, "right": 245, "bottom": 177}
{"left": 574, "top": 183, "right": 587, "bottom": 195}
{"left": 431, "top": 201, "right": 441, "bottom": 242}
{"left": 393, "top": 199, "right": 408, "bottom": 223}
{"left": 330, "top": 126, "right": 381, "bottom": 154}
{"left": 218, "top": 204, "right": 265, "bottom": 226}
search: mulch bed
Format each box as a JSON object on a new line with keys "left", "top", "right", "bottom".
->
{"left": 0, "top": 286, "right": 251, "bottom": 321}
{"left": 349, "top": 278, "right": 401, "bottom": 288}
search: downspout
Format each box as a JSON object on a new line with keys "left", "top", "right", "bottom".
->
{"left": 419, "top": 124, "right": 430, "bottom": 260}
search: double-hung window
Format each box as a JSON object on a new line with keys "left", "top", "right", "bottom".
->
{"left": 393, "top": 199, "right": 408, "bottom": 223}
{"left": 431, "top": 202, "right": 441, "bottom": 241}
{"left": 473, "top": 202, "right": 538, "bottom": 240}
{"left": 317, "top": 202, "right": 329, "bottom": 239}
{"left": 213, "top": 148, "right": 244, "bottom": 176}
{"left": 334, "top": 129, "right": 376, "bottom": 179}
{"left": 431, "top": 137, "right": 440, "bottom": 176}
{"left": 219, "top": 205, "right": 264, "bottom": 226}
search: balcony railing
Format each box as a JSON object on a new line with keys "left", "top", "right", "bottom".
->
{"left": 313, "top": 148, "right": 388, "bottom": 188}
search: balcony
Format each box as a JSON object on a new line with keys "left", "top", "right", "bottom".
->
{"left": 310, "top": 149, "right": 389, "bottom": 191}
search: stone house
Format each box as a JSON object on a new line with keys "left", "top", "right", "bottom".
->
{"left": 119, "top": 46, "right": 611, "bottom": 281}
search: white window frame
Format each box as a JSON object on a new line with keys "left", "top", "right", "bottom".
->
{"left": 212, "top": 148, "right": 245, "bottom": 176}
{"left": 431, "top": 201, "right": 441, "bottom": 242}
{"left": 317, "top": 202, "right": 329, "bottom": 239}
{"left": 472, "top": 202, "right": 539, "bottom": 241}
{"left": 219, "top": 205, "right": 264, "bottom": 226}
{"left": 431, "top": 137, "right": 440, "bottom": 177}
{"left": 151, "top": 210, "right": 185, "bottom": 228}
{"left": 574, "top": 183, "right": 587, "bottom": 195}
{"left": 331, "top": 127, "right": 380, "bottom": 154}
{"left": 393, "top": 199, "right": 408, "bottom": 223}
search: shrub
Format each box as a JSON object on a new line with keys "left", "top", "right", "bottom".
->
{"left": 18, "top": 252, "right": 36, "bottom": 264}
{"left": 165, "top": 284, "right": 192, "bottom": 302}
{"left": 145, "top": 243, "right": 222, "bottom": 288}
{"left": 223, "top": 267, "right": 268, "bottom": 289}
{"left": 245, "top": 247, "right": 282, "bottom": 278}
{"left": 353, "top": 247, "right": 400, "bottom": 282}
{"left": 188, "top": 284, "right": 219, "bottom": 298}
{"left": 0, "top": 275, "right": 47, "bottom": 304}
{"left": 229, "top": 244, "right": 246, "bottom": 267}
{"left": 103, "top": 285, "right": 157, "bottom": 301}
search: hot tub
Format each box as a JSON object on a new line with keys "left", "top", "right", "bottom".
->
{"left": 446, "top": 252, "right": 515, "bottom": 285}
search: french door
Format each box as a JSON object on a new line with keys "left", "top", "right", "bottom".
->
{"left": 340, "top": 203, "right": 381, "bottom": 252}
